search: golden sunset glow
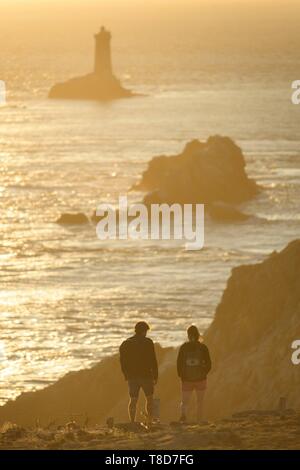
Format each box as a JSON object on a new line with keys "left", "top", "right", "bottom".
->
{"left": 0, "top": 0, "right": 300, "bottom": 454}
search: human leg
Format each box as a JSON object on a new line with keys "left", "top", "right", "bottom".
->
{"left": 180, "top": 390, "right": 192, "bottom": 422}
{"left": 196, "top": 389, "right": 206, "bottom": 422}
{"left": 145, "top": 395, "right": 154, "bottom": 423}
{"left": 128, "top": 380, "right": 140, "bottom": 423}
{"left": 142, "top": 379, "right": 154, "bottom": 424}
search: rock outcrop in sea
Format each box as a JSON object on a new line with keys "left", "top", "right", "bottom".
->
{"left": 133, "top": 136, "right": 258, "bottom": 217}
{"left": 207, "top": 202, "right": 250, "bottom": 222}
{"left": 56, "top": 213, "right": 89, "bottom": 225}
{"left": 49, "top": 27, "right": 133, "bottom": 101}
{"left": 0, "top": 240, "right": 299, "bottom": 426}
{"left": 55, "top": 137, "right": 256, "bottom": 226}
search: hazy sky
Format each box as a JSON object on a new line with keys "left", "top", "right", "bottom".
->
{"left": 2, "top": 0, "right": 299, "bottom": 28}
{"left": 1, "top": 0, "right": 299, "bottom": 59}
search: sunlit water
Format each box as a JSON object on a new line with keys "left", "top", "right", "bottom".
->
{"left": 0, "top": 22, "right": 300, "bottom": 404}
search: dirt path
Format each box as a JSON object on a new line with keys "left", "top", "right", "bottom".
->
{"left": 1, "top": 410, "right": 300, "bottom": 450}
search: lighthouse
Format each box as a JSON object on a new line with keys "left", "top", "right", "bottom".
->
{"left": 49, "top": 27, "right": 133, "bottom": 101}
{"left": 94, "top": 26, "right": 113, "bottom": 76}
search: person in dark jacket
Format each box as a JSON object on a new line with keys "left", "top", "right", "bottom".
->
{"left": 177, "top": 325, "right": 211, "bottom": 422}
{"left": 120, "top": 321, "right": 158, "bottom": 423}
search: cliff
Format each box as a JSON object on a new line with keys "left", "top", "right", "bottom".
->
{"left": 204, "top": 239, "right": 300, "bottom": 418}
{"left": 0, "top": 240, "right": 299, "bottom": 427}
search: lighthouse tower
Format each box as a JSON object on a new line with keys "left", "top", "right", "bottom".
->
{"left": 49, "top": 27, "right": 133, "bottom": 101}
{"left": 94, "top": 26, "right": 113, "bottom": 76}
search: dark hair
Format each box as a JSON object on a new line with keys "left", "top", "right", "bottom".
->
{"left": 135, "top": 321, "right": 150, "bottom": 334}
{"left": 187, "top": 325, "right": 200, "bottom": 342}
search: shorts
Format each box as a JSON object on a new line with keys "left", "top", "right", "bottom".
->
{"left": 128, "top": 378, "right": 154, "bottom": 398}
{"left": 182, "top": 379, "right": 207, "bottom": 392}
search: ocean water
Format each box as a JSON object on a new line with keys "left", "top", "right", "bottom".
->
{"left": 0, "top": 3, "right": 300, "bottom": 404}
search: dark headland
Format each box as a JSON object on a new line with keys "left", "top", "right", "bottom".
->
{"left": 0, "top": 240, "right": 300, "bottom": 449}
{"left": 49, "top": 27, "right": 134, "bottom": 101}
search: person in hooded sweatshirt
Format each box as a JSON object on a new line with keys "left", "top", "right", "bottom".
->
{"left": 120, "top": 321, "right": 158, "bottom": 424}
{"left": 177, "top": 325, "right": 211, "bottom": 422}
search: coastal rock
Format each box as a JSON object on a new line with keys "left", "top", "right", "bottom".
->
{"left": 91, "top": 210, "right": 102, "bottom": 224}
{"left": 204, "top": 239, "right": 300, "bottom": 418}
{"left": 0, "top": 240, "right": 299, "bottom": 426}
{"left": 49, "top": 27, "right": 133, "bottom": 101}
{"left": 134, "top": 136, "right": 258, "bottom": 205}
{"left": 208, "top": 202, "right": 250, "bottom": 222}
{"left": 142, "top": 190, "right": 167, "bottom": 207}
{"left": 49, "top": 73, "right": 132, "bottom": 101}
{"left": 0, "top": 346, "right": 173, "bottom": 427}
{"left": 56, "top": 213, "right": 89, "bottom": 225}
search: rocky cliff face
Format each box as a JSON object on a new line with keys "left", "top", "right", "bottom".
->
{"left": 133, "top": 136, "right": 258, "bottom": 205}
{"left": 204, "top": 239, "right": 300, "bottom": 418}
{"left": 0, "top": 345, "right": 177, "bottom": 427}
{"left": 0, "top": 241, "right": 299, "bottom": 426}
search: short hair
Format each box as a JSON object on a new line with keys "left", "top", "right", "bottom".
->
{"left": 187, "top": 325, "right": 200, "bottom": 341}
{"left": 135, "top": 321, "right": 150, "bottom": 334}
